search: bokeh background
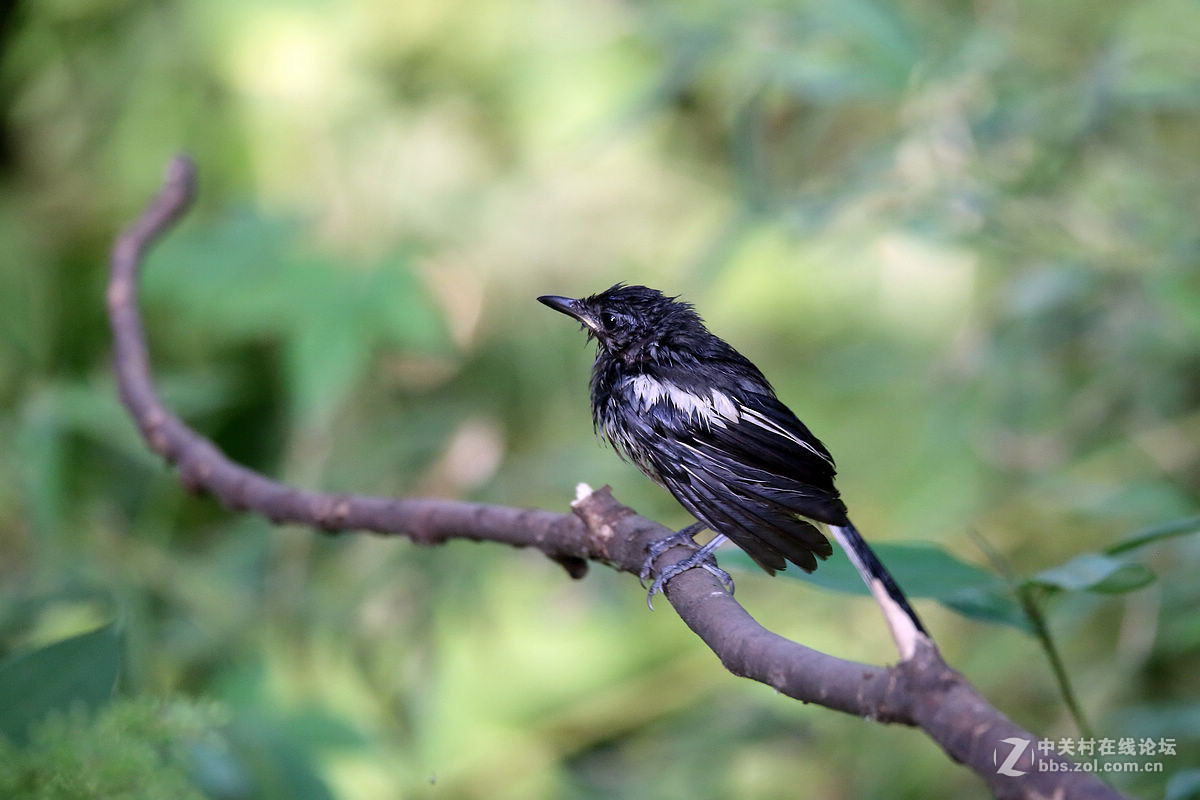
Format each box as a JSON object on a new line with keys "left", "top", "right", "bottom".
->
{"left": 1, "top": 0, "right": 1198, "bottom": 797}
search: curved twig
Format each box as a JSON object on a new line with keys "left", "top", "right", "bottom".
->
{"left": 109, "top": 156, "right": 1127, "bottom": 800}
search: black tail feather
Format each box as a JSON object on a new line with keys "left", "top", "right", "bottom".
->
{"left": 830, "top": 522, "right": 927, "bottom": 635}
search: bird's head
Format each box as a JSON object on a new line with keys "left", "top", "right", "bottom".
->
{"left": 538, "top": 284, "right": 703, "bottom": 359}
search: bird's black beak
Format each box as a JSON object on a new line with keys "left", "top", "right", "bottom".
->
{"left": 537, "top": 295, "right": 601, "bottom": 333}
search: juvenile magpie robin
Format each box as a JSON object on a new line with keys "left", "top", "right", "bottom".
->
{"left": 539, "top": 284, "right": 926, "bottom": 636}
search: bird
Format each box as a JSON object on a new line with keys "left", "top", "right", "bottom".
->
{"left": 538, "top": 284, "right": 926, "bottom": 638}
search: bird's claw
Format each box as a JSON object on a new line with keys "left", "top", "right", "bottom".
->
{"left": 646, "top": 560, "right": 734, "bottom": 609}
{"left": 638, "top": 526, "right": 705, "bottom": 587}
{"left": 641, "top": 525, "right": 734, "bottom": 609}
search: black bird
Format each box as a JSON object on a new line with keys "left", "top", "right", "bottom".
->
{"left": 538, "top": 284, "right": 926, "bottom": 637}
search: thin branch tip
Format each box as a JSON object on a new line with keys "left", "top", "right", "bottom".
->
{"left": 571, "top": 481, "right": 596, "bottom": 506}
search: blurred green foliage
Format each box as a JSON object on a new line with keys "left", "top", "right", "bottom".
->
{"left": 1, "top": 0, "right": 1198, "bottom": 798}
{"left": 0, "top": 696, "right": 223, "bottom": 800}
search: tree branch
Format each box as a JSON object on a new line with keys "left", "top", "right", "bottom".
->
{"left": 109, "top": 155, "right": 1128, "bottom": 800}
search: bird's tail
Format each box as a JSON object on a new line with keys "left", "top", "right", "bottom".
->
{"left": 829, "top": 522, "right": 927, "bottom": 638}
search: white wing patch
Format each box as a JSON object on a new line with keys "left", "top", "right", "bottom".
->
{"left": 622, "top": 375, "right": 832, "bottom": 465}
{"left": 739, "top": 407, "right": 834, "bottom": 465}
{"left": 625, "top": 375, "right": 739, "bottom": 429}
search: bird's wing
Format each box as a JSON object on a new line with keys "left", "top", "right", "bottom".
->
{"left": 659, "top": 448, "right": 829, "bottom": 573}
{"left": 648, "top": 367, "right": 846, "bottom": 520}
{"left": 630, "top": 370, "right": 842, "bottom": 573}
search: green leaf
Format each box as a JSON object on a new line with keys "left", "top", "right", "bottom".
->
{"left": 1029, "top": 553, "right": 1156, "bottom": 594}
{"left": 939, "top": 587, "right": 1035, "bottom": 634}
{"left": 724, "top": 542, "right": 1029, "bottom": 631}
{"left": 0, "top": 623, "right": 122, "bottom": 746}
{"left": 789, "top": 543, "right": 998, "bottom": 596}
{"left": 1106, "top": 514, "right": 1200, "bottom": 555}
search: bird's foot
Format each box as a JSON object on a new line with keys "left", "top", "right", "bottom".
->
{"left": 645, "top": 557, "right": 734, "bottom": 610}
{"left": 638, "top": 523, "right": 707, "bottom": 586}
{"left": 642, "top": 528, "right": 733, "bottom": 609}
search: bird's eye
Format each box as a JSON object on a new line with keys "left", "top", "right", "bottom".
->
{"left": 602, "top": 312, "right": 619, "bottom": 328}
